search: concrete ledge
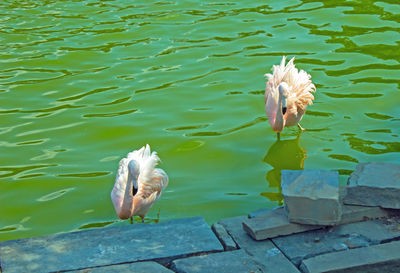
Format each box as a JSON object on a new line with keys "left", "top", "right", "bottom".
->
{"left": 0, "top": 217, "right": 223, "bottom": 273}
{"left": 300, "top": 240, "right": 400, "bottom": 273}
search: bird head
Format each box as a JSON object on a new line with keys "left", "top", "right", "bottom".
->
{"left": 127, "top": 160, "right": 140, "bottom": 179}
{"left": 278, "top": 82, "right": 289, "bottom": 115}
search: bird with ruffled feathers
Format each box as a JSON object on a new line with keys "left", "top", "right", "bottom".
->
{"left": 111, "top": 145, "right": 168, "bottom": 223}
{"left": 264, "top": 56, "right": 316, "bottom": 139}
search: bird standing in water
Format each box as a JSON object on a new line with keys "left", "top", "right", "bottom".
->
{"left": 264, "top": 56, "right": 316, "bottom": 139}
{"left": 111, "top": 145, "right": 168, "bottom": 223}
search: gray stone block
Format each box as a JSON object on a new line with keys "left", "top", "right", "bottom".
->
{"left": 211, "top": 223, "right": 237, "bottom": 251}
{"left": 343, "top": 162, "right": 400, "bottom": 209}
{"left": 71, "top": 261, "right": 173, "bottom": 273}
{"left": 171, "top": 249, "right": 264, "bottom": 273}
{"left": 243, "top": 207, "right": 323, "bottom": 241}
{"left": 0, "top": 217, "right": 223, "bottom": 273}
{"left": 300, "top": 241, "right": 400, "bottom": 273}
{"left": 244, "top": 204, "right": 391, "bottom": 241}
{"left": 218, "top": 216, "right": 299, "bottom": 273}
{"left": 282, "top": 170, "right": 341, "bottom": 225}
{"left": 272, "top": 217, "right": 400, "bottom": 266}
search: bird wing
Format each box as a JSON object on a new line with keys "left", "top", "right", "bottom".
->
{"left": 134, "top": 145, "right": 168, "bottom": 200}
{"left": 266, "top": 56, "right": 316, "bottom": 111}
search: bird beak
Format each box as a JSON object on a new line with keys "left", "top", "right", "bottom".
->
{"left": 282, "top": 97, "right": 287, "bottom": 115}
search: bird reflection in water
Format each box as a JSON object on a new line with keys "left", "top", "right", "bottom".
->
{"left": 261, "top": 136, "right": 307, "bottom": 205}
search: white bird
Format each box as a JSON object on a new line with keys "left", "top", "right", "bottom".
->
{"left": 264, "top": 56, "right": 316, "bottom": 139}
{"left": 111, "top": 145, "right": 168, "bottom": 223}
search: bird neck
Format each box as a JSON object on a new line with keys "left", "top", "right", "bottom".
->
{"left": 273, "top": 93, "right": 285, "bottom": 132}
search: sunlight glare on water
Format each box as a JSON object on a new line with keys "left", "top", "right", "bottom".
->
{"left": 0, "top": 0, "right": 399, "bottom": 241}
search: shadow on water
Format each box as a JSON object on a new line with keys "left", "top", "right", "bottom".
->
{"left": 261, "top": 136, "right": 307, "bottom": 205}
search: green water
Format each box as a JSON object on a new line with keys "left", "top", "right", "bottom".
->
{"left": 1, "top": 0, "right": 399, "bottom": 241}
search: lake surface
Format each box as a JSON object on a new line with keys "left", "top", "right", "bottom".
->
{"left": 1, "top": 0, "right": 399, "bottom": 241}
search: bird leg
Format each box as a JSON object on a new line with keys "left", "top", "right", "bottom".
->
{"left": 140, "top": 216, "right": 144, "bottom": 223}
{"left": 277, "top": 132, "right": 281, "bottom": 140}
{"left": 129, "top": 217, "right": 133, "bottom": 224}
{"left": 297, "top": 123, "right": 305, "bottom": 131}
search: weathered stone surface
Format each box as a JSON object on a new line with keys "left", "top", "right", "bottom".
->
{"left": 282, "top": 170, "right": 341, "bottom": 225}
{"left": 335, "top": 217, "right": 400, "bottom": 244}
{"left": 71, "top": 261, "right": 173, "bottom": 273}
{"left": 244, "top": 204, "right": 392, "bottom": 241}
{"left": 211, "top": 223, "right": 237, "bottom": 251}
{"left": 218, "top": 216, "right": 299, "bottom": 273}
{"left": 0, "top": 217, "right": 223, "bottom": 273}
{"left": 340, "top": 204, "right": 391, "bottom": 225}
{"left": 343, "top": 162, "right": 400, "bottom": 209}
{"left": 243, "top": 207, "right": 323, "bottom": 241}
{"left": 272, "top": 217, "right": 400, "bottom": 266}
{"left": 171, "top": 249, "right": 264, "bottom": 273}
{"left": 300, "top": 241, "right": 400, "bottom": 273}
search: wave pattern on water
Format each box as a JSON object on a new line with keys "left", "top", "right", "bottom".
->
{"left": 0, "top": 0, "right": 399, "bottom": 241}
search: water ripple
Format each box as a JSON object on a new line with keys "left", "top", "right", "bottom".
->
{"left": 186, "top": 117, "right": 267, "bottom": 137}
{"left": 365, "top": 113, "right": 393, "bottom": 120}
{"left": 323, "top": 92, "right": 383, "bottom": 99}
{"left": 57, "top": 87, "right": 118, "bottom": 102}
{"left": 37, "top": 187, "right": 75, "bottom": 202}
{"left": 0, "top": 164, "right": 57, "bottom": 179}
{"left": 346, "top": 135, "right": 400, "bottom": 155}
{"left": 57, "top": 172, "right": 110, "bottom": 178}
{"left": 83, "top": 109, "right": 137, "bottom": 118}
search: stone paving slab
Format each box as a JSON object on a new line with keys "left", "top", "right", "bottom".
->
{"left": 211, "top": 223, "right": 237, "bottom": 251}
{"left": 343, "top": 162, "right": 400, "bottom": 209}
{"left": 0, "top": 217, "right": 223, "bottom": 273}
{"left": 300, "top": 240, "right": 400, "bottom": 273}
{"left": 272, "top": 217, "right": 400, "bottom": 266}
{"left": 218, "top": 216, "right": 300, "bottom": 273}
{"left": 244, "top": 204, "right": 392, "bottom": 241}
{"left": 334, "top": 217, "right": 400, "bottom": 244}
{"left": 70, "top": 261, "right": 173, "bottom": 273}
{"left": 171, "top": 249, "right": 264, "bottom": 273}
{"left": 282, "top": 170, "right": 341, "bottom": 225}
{"left": 243, "top": 207, "right": 323, "bottom": 241}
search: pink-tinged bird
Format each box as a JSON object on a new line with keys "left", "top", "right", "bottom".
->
{"left": 264, "top": 56, "right": 316, "bottom": 139}
{"left": 111, "top": 145, "right": 168, "bottom": 223}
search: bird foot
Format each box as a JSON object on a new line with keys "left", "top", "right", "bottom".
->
{"left": 297, "top": 124, "right": 305, "bottom": 131}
